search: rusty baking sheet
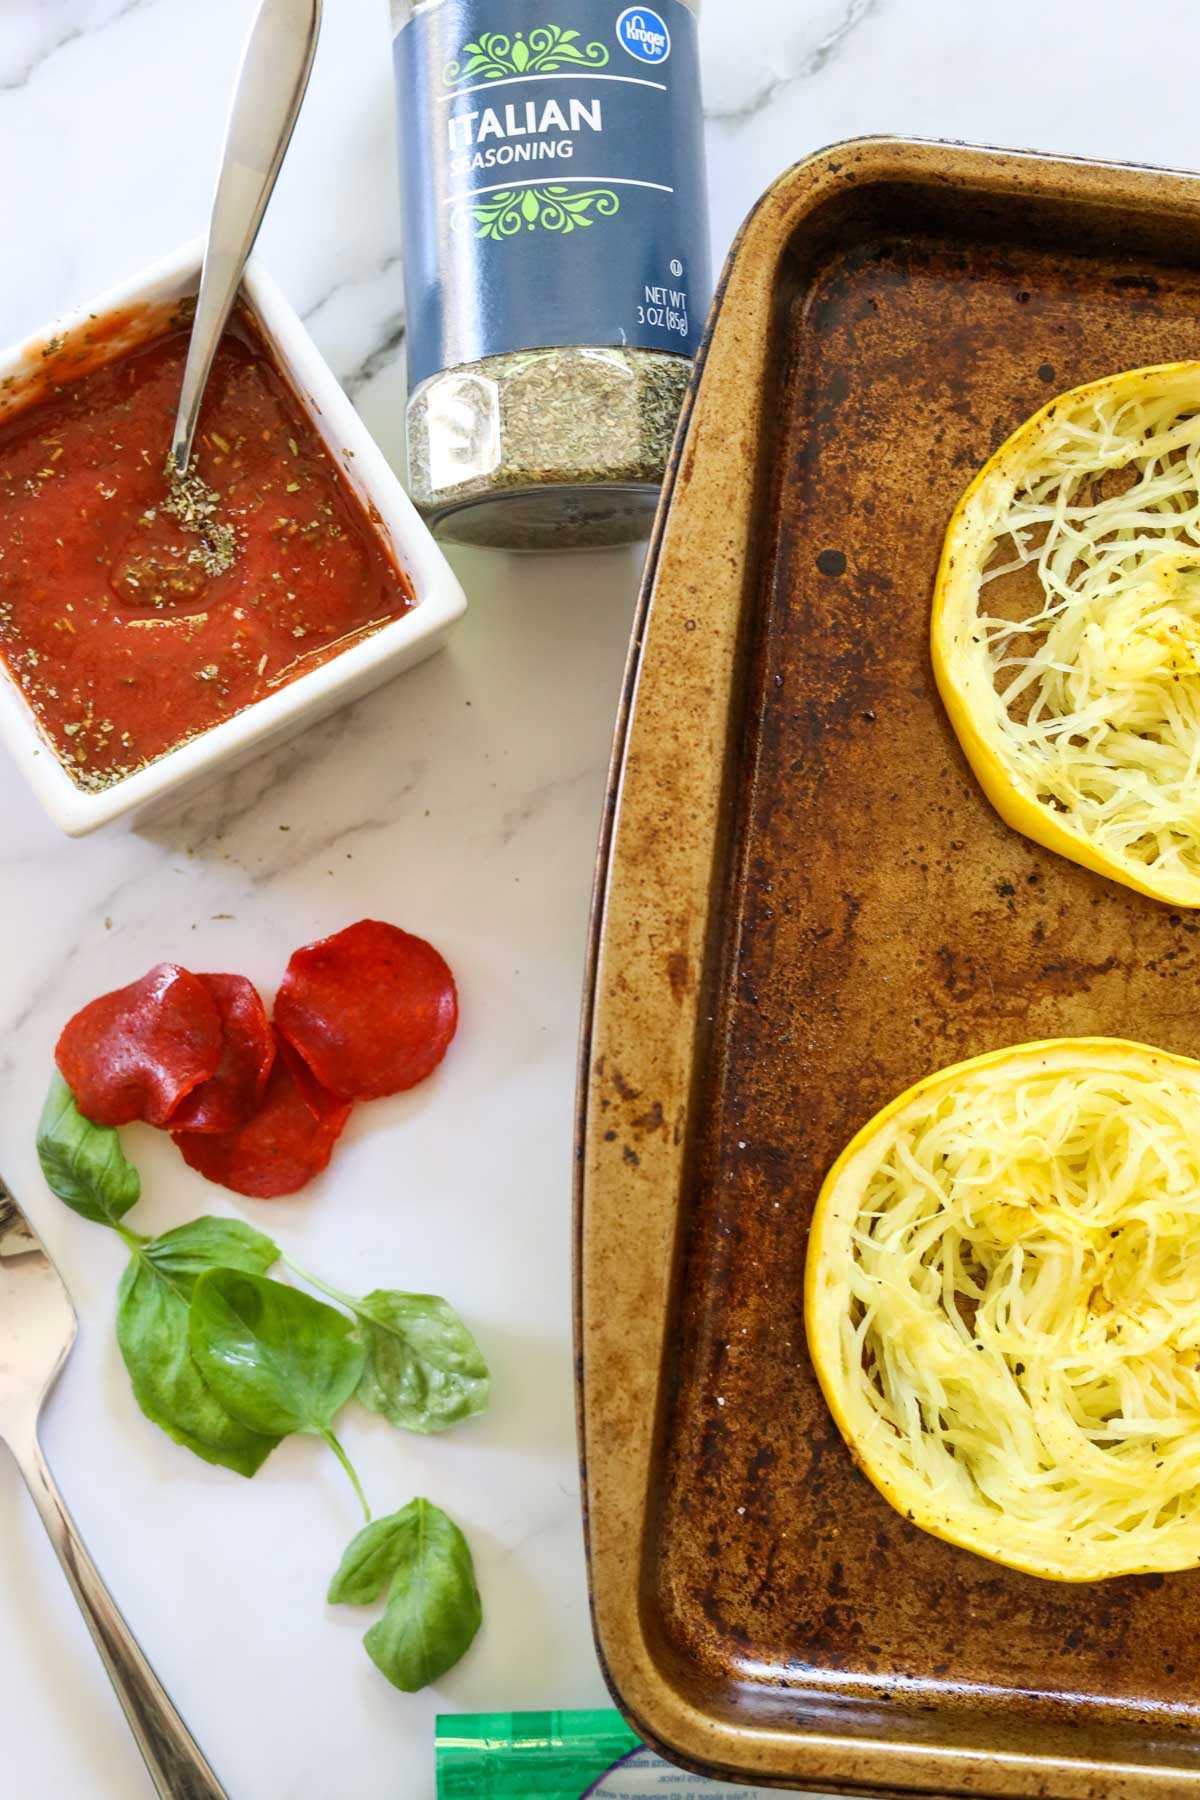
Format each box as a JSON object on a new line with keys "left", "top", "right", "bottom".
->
{"left": 575, "top": 139, "right": 1200, "bottom": 1799}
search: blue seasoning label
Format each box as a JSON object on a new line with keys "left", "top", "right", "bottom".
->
{"left": 394, "top": 0, "right": 711, "bottom": 389}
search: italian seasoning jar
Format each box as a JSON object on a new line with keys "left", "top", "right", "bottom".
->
{"left": 391, "top": 0, "right": 709, "bottom": 549}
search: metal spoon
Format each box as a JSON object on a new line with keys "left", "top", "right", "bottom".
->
{"left": 0, "top": 1181, "right": 227, "bottom": 1798}
{"left": 171, "top": 0, "right": 323, "bottom": 477}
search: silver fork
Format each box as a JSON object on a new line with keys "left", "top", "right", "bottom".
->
{"left": 0, "top": 1181, "right": 228, "bottom": 1799}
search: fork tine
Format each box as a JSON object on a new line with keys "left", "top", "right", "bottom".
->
{"left": 0, "top": 1178, "right": 39, "bottom": 1259}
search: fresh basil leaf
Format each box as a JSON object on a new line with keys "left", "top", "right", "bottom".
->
{"left": 354, "top": 1291, "right": 489, "bottom": 1434}
{"left": 328, "top": 1499, "right": 482, "bottom": 1691}
{"left": 188, "top": 1269, "right": 365, "bottom": 1439}
{"left": 117, "top": 1255, "right": 280, "bottom": 1477}
{"left": 327, "top": 1512, "right": 416, "bottom": 1606}
{"left": 36, "top": 1071, "right": 140, "bottom": 1226}
{"left": 364, "top": 1502, "right": 482, "bottom": 1692}
{"left": 139, "top": 1217, "right": 279, "bottom": 1300}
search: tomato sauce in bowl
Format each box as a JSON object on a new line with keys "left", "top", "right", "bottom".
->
{"left": 0, "top": 306, "right": 414, "bottom": 791}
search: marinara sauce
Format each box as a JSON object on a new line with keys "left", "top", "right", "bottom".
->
{"left": 0, "top": 307, "right": 414, "bottom": 790}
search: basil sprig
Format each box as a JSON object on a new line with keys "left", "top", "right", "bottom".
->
{"left": 35, "top": 1070, "right": 489, "bottom": 1690}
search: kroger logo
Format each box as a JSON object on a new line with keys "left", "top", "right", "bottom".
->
{"left": 616, "top": 6, "right": 671, "bottom": 63}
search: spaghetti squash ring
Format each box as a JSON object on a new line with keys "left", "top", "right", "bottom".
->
{"left": 805, "top": 1037, "right": 1200, "bottom": 1581}
{"left": 933, "top": 362, "right": 1200, "bottom": 907}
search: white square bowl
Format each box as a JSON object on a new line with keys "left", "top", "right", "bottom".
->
{"left": 0, "top": 240, "right": 466, "bottom": 836}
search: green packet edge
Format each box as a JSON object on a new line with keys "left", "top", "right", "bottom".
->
{"left": 436, "top": 1709, "right": 642, "bottom": 1797}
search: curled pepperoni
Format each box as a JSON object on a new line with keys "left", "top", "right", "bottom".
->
{"left": 274, "top": 919, "right": 458, "bottom": 1101}
{"left": 167, "top": 974, "right": 275, "bottom": 1134}
{"left": 56, "top": 964, "right": 222, "bottom": 1127}
{"left": 172, "top": 1027, "right": 351, "bottom": 1198}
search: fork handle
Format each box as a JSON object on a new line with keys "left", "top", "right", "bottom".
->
{"left": 11, "top": 1429, "right": 228, "bottom": 1800}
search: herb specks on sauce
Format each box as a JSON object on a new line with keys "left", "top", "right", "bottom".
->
{"left": 0, "top": 305, "right": 414, "bottom": 791}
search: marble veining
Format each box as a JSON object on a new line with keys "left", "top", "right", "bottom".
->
{"left": 0, "top": 0, "right": 157, "bottom": 93}
{"left": 704, "top": 0, "right": 880, "bottom": 126}
{"left": 299, "top": 253, "right": 407, "bottom": 398}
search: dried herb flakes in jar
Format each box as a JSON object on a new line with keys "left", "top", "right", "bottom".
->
{"left": 392, "top": 0, "right": 710, "bottom": 550}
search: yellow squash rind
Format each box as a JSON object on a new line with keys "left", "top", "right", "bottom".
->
{"left": 805, "top": 1037, "right": 1200, "bottom": 1582}
{"left": 932, "top": 362, "right": 1200, "bottom": 908}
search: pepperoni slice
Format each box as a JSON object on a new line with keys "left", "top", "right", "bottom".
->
{"left": 56, "top": 964, "right": 222, "bottom": 1127}
{"left": 273, "top": 919, "right": 458, "bottom": 1101}
{"left": 167, "top": 974, "right": 275, "bottom": 1134}
{"left": 172, "top": 1026, "right": 352, "bottom": 1198}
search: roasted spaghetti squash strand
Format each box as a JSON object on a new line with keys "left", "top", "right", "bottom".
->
{"left": 932, "top": 363, "right": 1200, "bottom": 905}
{"left": 804, "top": 1038, "right": 1200, "bottom": 1581}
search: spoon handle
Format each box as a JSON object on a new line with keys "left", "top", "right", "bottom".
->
{"left": 171, "top": 0, "right": 323, "bottom": 473}
{"left": 10, "top": 1425, "right": 228, "bottom": 1799}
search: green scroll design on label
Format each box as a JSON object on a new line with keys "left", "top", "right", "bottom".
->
{"left": 451, "top": 185, "right": 621, "bottom": 239}
{"left": 443, "top": 28, "right": 609, "bottom": 85}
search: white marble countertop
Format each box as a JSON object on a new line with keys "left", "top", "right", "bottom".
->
{"left": 1, "top": 1, "right": 1198, "bottom": 1795}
